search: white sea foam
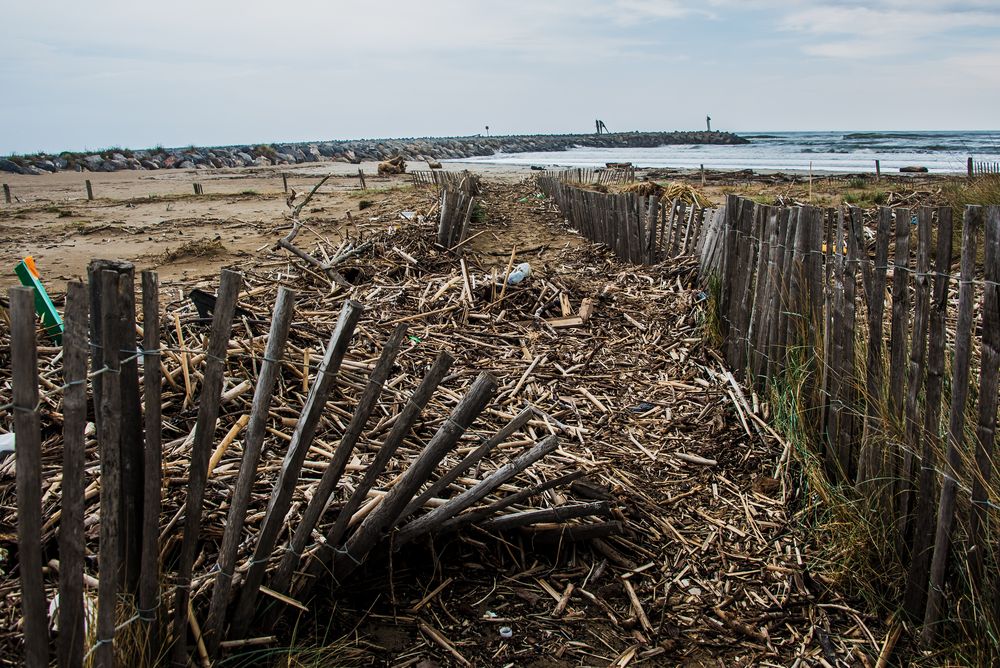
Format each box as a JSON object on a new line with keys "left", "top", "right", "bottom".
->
{"left": 455, "top": 131, "right": 1000, "bottom": 174}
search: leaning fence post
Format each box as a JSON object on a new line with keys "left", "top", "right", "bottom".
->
{"left": 59, "top": 282, "right": 89, "bottom": 668}
{"left": 203, "top": 286, "right": 297, "bottom": 658}
{"left": 170, "top": 269, "right": 243, "bottom": 667}
{"left": 3, "top": 183, "right": 10, "bottom": 204}
{"left": 228, "top": 300, "right": 364, "bottom": 638}
{"left": 10, "top": 287, "right": 49, "bottom": 667}
{"left": 358, "top": 168, "right": 367, "bottom": 190}
{"left": 85, "top": 180, "right": 94, "bottom": 201}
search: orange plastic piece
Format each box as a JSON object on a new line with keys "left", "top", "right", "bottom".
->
{"left": 23, "top": 256, "right": 41, "bottom": 278}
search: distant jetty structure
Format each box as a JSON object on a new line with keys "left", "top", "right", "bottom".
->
{"left": 1, "top": 131, "right": 748, "bottom": 174}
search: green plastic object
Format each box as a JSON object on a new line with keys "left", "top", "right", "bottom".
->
{"left": 14, "top": 259, "right": 64, "bottom": 344}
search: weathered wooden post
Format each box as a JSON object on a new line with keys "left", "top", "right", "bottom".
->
{"left": 95, "top": 269, "right": 123, "bottom": 668}
{"left": 85, "top": 179, "right": 94, "bottom": 200}
{"left": 968, "top": 156, "right": 974, "bottom": 178}
{"left": 875, "top": 160, "right": 881, "bottom": 182}
{"left": 358, "top": 168, "right": 367, "bottom": 190}
{"left": 10, "top": 287, "right": 49, "bottom": 667}
{"left": 282, "top": 172, "right": 288, "bottom": 193}
{"left": 3, "top": 183, "right": 10, "bottom": 204}
{"left": 700, "top": 164, "right": 706, "bottom": 187}
{"left": 59, "top": 282, "right": 89, "bottom": 668}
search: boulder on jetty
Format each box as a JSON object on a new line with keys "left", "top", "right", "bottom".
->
{"left": 3, "top": 130, "right": 749, "bottom": 175}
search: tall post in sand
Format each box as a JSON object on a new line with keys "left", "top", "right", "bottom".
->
{"left": 3, "top": 184, "right": 10, "bottom": 204}
{"left": 86, "top": 180, "right": 94, "bottom": 200}
{"left": 875, "top": 160, "right": 881, "bottom": 182}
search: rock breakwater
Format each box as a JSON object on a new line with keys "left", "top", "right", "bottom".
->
{"left": 1, "top": 131, "right": 747, "bottom": 175}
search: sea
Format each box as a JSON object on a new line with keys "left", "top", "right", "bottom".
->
{"left": 455, "top": 130, "right": 1000, "bottom": 174}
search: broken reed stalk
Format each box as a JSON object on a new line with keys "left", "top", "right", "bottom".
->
{"left": 203, "top": 286, "right": 297, "bottom": 658}
{"left": 331, "top": 373, "right": 499, "bottom": 583}
{"left": 395, "top": 435, "right": 560, "bottom": 546}
{"left": 482, "top": 501, "right": 611, "bottom": 532}
{"left": 138, "top": 271, "right": 162, "bottom": 656}
{"left": 96, "top": 270, "right": 123, "bottom": 668}
{"left": 297, "top": 351, "right": 456, "bottom": 597}
{"left": 170, "top": 269, "right": 243, "bottom": 668}
{"left": 268, "top": 323, "right": 409, "bottom": 598}
{"left": 11, "top": 287, "right": 48, "bottom": 668}
{"left": 228, "top": 300, "right": 364, "bottom": 638}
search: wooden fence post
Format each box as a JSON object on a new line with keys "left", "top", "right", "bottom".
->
{"left": 875, "top": 160, "right": 881, "bottom": 182}
{"left": 10, "top": 287, "right": 49, "bottom": 667}
{"left": 358, "top": 168, "right": 367, "bottom": 190}
{"left": 903, "top": 207, "right": 953, "bottom": 619}
{"left": 898, "top": 208, "right": 932, "bottom": 551}
{"left": 228, "top": 300, "right": 363, "bottom": 638}
{"left": 968, "top": 157, "right": 974, "bottom": 179}
{"left": 59, "top": 283, "right": 89, "bottom": 668}
{"left": 282, "top": 172, "right": 288, "bottom": 193}
{"left": 330, "top": 373, "right": 499, "bottom": 582}
{"left": 169, "top": 269, "right": 243, "bottom": 667}
{"left": 969, "top": 205, "right": 1000, "bottom": 597}
{"left": 95, "top": 269, "right": 123, "bottom": 668}
{"left": 266, "top": 324, "right": 409, "bottom": 602}
{"left": 85, "top": 180, "right": 94, "bottom": 200}
{"left": 922, "top": 205, "right": 982, "bottom": 643}
{"left": 203, "top": 286, "right": 297, "bottom": 657}
{"left": 3, "top": 183, "right": 10, "bottom": 204}
{"left": 138, "top": 271, "right": 163, "bottom": 656}
{"left": 116, "top": 268, "right": 144, "bottom": 595}
{"left": 297, "top": 351, "right": 455, "bottom": 600}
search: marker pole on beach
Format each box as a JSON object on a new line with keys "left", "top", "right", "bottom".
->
{"left": 700, "top": 164, "right": 705, "bottom": 187}
{"left": 86, "top": 180, "right": 94, "bottom": 200}
{"left": 875, "top": 160, "right": 881, "bottom": 183}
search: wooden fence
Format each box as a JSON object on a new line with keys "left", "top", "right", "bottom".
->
{"left": 968, "top": 157, "right": 1000, "bottom": 178}
{"left": 537, "top": 175, "right": 712, "bottom": 264}
{"left": 538, "top": 166, "right": 635, "bottom": 187}
{"left": 538, "top": 177, "right": 1000, "bottom": 644}
{"left": 411, "top": 169, "right": 480, "bottom": 190}
{"left": 6, "top": 261, "right": 603, "bottom": 666}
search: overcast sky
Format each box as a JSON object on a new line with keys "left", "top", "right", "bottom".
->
{"left": 2, "top": 0, "right": 998, "bottom": 154}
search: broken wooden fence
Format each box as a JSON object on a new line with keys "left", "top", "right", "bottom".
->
{"left": 536, "top": 175, "right": 712, "bottom": 264}
{"left": 7, "top": 261, "right": 606, "bottom": 666}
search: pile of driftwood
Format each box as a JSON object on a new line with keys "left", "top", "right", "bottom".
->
{"left": 0, "top": 178, "right": 887, "bottom": 666}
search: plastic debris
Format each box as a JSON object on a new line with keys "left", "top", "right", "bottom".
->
{"left": 506, "top": 262, "right": 532, "bottom": 285}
